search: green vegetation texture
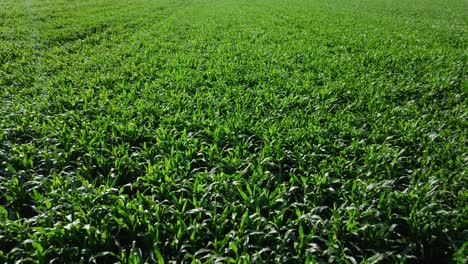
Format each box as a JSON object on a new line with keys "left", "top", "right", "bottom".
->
{"left": 0, "top": 0, "right": 467, "bottom": 263}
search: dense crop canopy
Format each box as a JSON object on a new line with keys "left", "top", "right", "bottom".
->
{"left": 0, "top": 0, "right": 466, "bottom": 263}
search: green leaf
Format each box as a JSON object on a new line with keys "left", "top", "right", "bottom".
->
{"left": 0, "top": 205, "right": 8, "bottom": 221}
{"left": 237, "top": 186, "right": 249, "bottom": 201}
{"left": 153, "top": 245, "right": 164, "bottom": 264}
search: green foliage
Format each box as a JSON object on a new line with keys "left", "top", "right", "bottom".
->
{"left": 0, "top": 0, "right": 466, "bottom": 263}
